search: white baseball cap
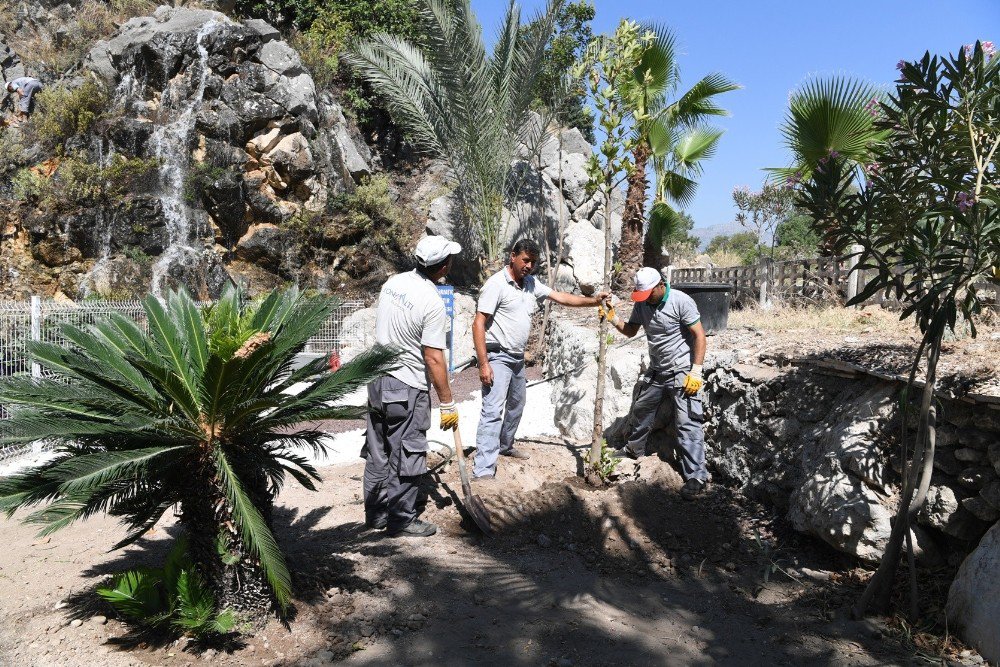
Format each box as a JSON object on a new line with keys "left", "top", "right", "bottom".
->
{"left": 631, "top": 267, "right": 663, "bottom": 302}
{"left": 414, "top": 235, "right": 462, "bottom": 266}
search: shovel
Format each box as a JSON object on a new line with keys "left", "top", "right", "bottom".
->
{"left": 450, "top": 426, "right": 493, "bottom": 535}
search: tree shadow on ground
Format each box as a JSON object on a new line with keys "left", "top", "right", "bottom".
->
{"left": 267, "top": 450, "right": 909, "bottom": 667}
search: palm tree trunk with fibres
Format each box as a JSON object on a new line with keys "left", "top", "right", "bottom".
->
{"left": 618, "top": 142, "right": 650, "bottom": 287}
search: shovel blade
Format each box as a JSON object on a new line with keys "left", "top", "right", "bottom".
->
{"left": 466, "top": 493, "right": 494, "bottom": 535}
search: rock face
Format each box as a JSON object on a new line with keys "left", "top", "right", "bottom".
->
{"left": 414, "top": 124, "right": 622, "bottom": 290}
{"left": 2, "top": 6, "right": 396, "bottom": 299}
{"left": 947, "top": 521, "right": 1000, "bottom": 664}
{"left": 546, "top": 315, "right": 996, "bottom": 563}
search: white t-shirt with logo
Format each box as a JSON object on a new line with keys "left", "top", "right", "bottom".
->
{"left": 374, "top": 270, "right": 448, "bottom": 391}
{"left": 477, "top": 267, "right": 552, "bottom": 354}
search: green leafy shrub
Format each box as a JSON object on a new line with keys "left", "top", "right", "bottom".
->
{"left": 98, "top": 538, "right": 236, "bottom": 638}
{"left": 30, "top": 81, "right": 109, "bottom": 153}
{"left": 11, "top": 154, "right": 159, "bottom": 211}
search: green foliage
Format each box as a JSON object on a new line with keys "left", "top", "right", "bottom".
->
{"left": 98, "top": 538, "right": 236, "bottom": 638}
{"left": 787, "top": 42, "right": 1000, "bottom": 615}
{"left": 773, "top": 213, "right": 820, "bottom": 258}
{"left": 587, "top": 440, "right": 620, "bottom": 483}
{"left": 521, "top": 0, "right": 596, "bottom": 142}
{"left": 30, "top": 81, "right": 109, "bottom": 153}
{"left": 11, "top": 154, "right": 159, "bottom": 212}
{"left": 345, "top": 0, "right": 562, "bottom": 266}
{"left": 604, "top": 19, "right": 737, "bottom": 268}
{"left": 0, "top": 287, "right": 399, "bottom": 618}
{"left": 768, "top": 75, "right": 889, "bottom": 184}
{"left": 706, "top": 232, "right": 763, "bottom": 264}
{"left": 732, "top": 182, "right": 795, "bottom": 258}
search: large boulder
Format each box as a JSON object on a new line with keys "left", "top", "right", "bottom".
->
{"left": 546, "top": 317, "right": 648, "bottom": 441}
{"left": 947, "top": 522, "right": 1000, "bottom": 664}
{"left": 562, "top": 220, "right": 605, "bottom": 296}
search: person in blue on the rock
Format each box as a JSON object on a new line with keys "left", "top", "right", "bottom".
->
{"left": 6, "top": 76, "right": 43, "bottom": 124}
{"left": 600, "top": 267, "right": 710, "bottom": 500}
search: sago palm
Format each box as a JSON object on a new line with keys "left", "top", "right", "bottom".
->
{"left": 617, "top": 24, "right": 738, "bottom": 275}
{"left": 0, "top": 286, "right": 397, "bottom": 622}
{"left": 345, "top": 0, "right": 561, "bottom": 272}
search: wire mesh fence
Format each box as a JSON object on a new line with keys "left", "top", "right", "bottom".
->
{"left": 0, "top": 297, "right": 369, "bottom": 463}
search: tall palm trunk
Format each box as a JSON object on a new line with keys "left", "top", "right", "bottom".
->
{"left": 618, "top": 141, "right": 651, "bottom": 287}
{"left": 181, "top": 460, "right": 274, "bottom": 623}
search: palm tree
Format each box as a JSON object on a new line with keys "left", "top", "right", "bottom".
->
{"left": 0, "top": 287, "right": 396, "bottom": 622}
{"left": 345, "top": 0, "right": 561, "bottom": 274}
{"left": 617, "top": 25, "right": 738, "bottom": 277}
{"left": 770, "top": 75, "right": 888, "bottom": 182}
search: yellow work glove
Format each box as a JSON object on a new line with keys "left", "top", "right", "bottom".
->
{"left": 682, "top": 364, "right": 704, "bottom": 396}
{"left": 598, "top": 305, "right": 616, "bottom": 322}
{"left": 439, "top": 401, "right": 459, "bottom": 430}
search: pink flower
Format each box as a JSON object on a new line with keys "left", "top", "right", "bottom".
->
{"left": 957, "top": 191, "right": 975, "bottom": 212}
{"left": 896, "top": 60, "right": 906, "bottom": 72}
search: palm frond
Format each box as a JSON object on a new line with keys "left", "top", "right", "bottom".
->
{"left": 214, "top": 449, "right": 292, "bottom": 609}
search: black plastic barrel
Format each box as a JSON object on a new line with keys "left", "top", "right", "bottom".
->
{"left": 671, "top": 282, "right": 732, "bottom": 334}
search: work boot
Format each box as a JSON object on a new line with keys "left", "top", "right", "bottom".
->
{"left": 680, "top": 479, "right": 708, "bottom": 500}
{"left": 501, "top": 448, "right": 530, "bottom": 460}
{"left": 387, "top": 519, "right": 437, "bottom": 538}
{"left": 365, "top": 516, "right": 388, "bottom": 530}
{"left": 472, "top": 474, "right": 496, "bottom": 484}
{"left": 610, "top": 447, "right": 639, "bottom": 460}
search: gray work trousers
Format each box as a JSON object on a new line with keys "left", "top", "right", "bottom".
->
{"left": 17, "top": 80, "right": 42, "bottom": 114}
{"left": 362, "top": 375, "right": 430, "bottom": 531}
{"left": 624, "top": 369, "right": 708, "bottom": 482}
{"left": 473, "top": 350, "right": 526, "bottom": 478}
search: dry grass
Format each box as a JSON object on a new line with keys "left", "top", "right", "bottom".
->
{"left": 3, "top": 0, "right": 155, "bottom": 76}
{"left": 729, "top": 302, "right": 915, "bottom": 335}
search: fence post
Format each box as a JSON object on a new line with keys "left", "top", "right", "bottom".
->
{"left": 846, "top": 244, "right": 864, "bottom": 306}
{"left": 665, "top": 265, "right": 674, "bottom": 284}
{"left": 758, "top": 257, "right": 773, "bottom": 309}
{"left": 30, "top": 296, "right": 41, "bottom": 380}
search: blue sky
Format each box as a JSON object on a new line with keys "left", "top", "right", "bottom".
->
{"left": 472, "top": 0, "right": 998, "bottom": 232}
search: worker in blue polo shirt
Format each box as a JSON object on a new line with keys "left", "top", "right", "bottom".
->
{"left": 472, "top": 238, "right": 609, "bottom": 481}
{"left": 601, "top": 267, "right": 710, "bottom": 499}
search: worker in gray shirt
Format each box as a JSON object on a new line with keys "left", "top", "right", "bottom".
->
{"left": 472, "top": 238, "right": 609, "bottom": 480}
{"left": 601, "top": 267, "right": 710, "bottom": 499}
{"left": 363, "top": 235, "right": 461, "bottom": 538}
{"left": 6, "top": 77, "right": 43, "bottom": 122}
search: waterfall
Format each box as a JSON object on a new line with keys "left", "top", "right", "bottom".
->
{"left": 81, "top": 136, "right": 115, "bottom": 298}
{"left": 149, "top": 19, "right": 217, "bottom": 295}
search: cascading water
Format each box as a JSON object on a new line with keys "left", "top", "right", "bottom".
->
{"left": 80, "top": 136, "right": 115, "bottom": 298}
{"left": 149, "top": 19, "right": 217, "bottom": 295}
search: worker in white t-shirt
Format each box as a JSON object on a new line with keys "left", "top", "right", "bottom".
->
{"left": 362, "top": 235, "right": 461, "bottom": 538}
{"left": 472, "top": 238, "right": 609, "bottom": 480}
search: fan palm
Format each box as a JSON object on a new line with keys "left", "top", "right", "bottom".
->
{"left": 617, "top": 24, "right": 738, "bottom": 275}
{"left": 0, "top": 286, "right": 397, "bottom": 622}
{"left": 345, "top": 0, "right": 561, "bottom": 273}
{"left": 769, "top": 75, "right": 889, "bottom": 182}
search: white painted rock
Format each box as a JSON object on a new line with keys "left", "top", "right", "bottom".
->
{"left": 947, "top": 521, "right": 1000, "bottom": 664}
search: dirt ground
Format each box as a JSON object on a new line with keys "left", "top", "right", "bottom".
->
{"left": 1, "top": 305, "right": 996, "bottom": 667}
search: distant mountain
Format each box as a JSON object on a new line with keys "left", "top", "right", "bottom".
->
{"left": 691, "top": 222, "right": 746, "bottom": 251}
